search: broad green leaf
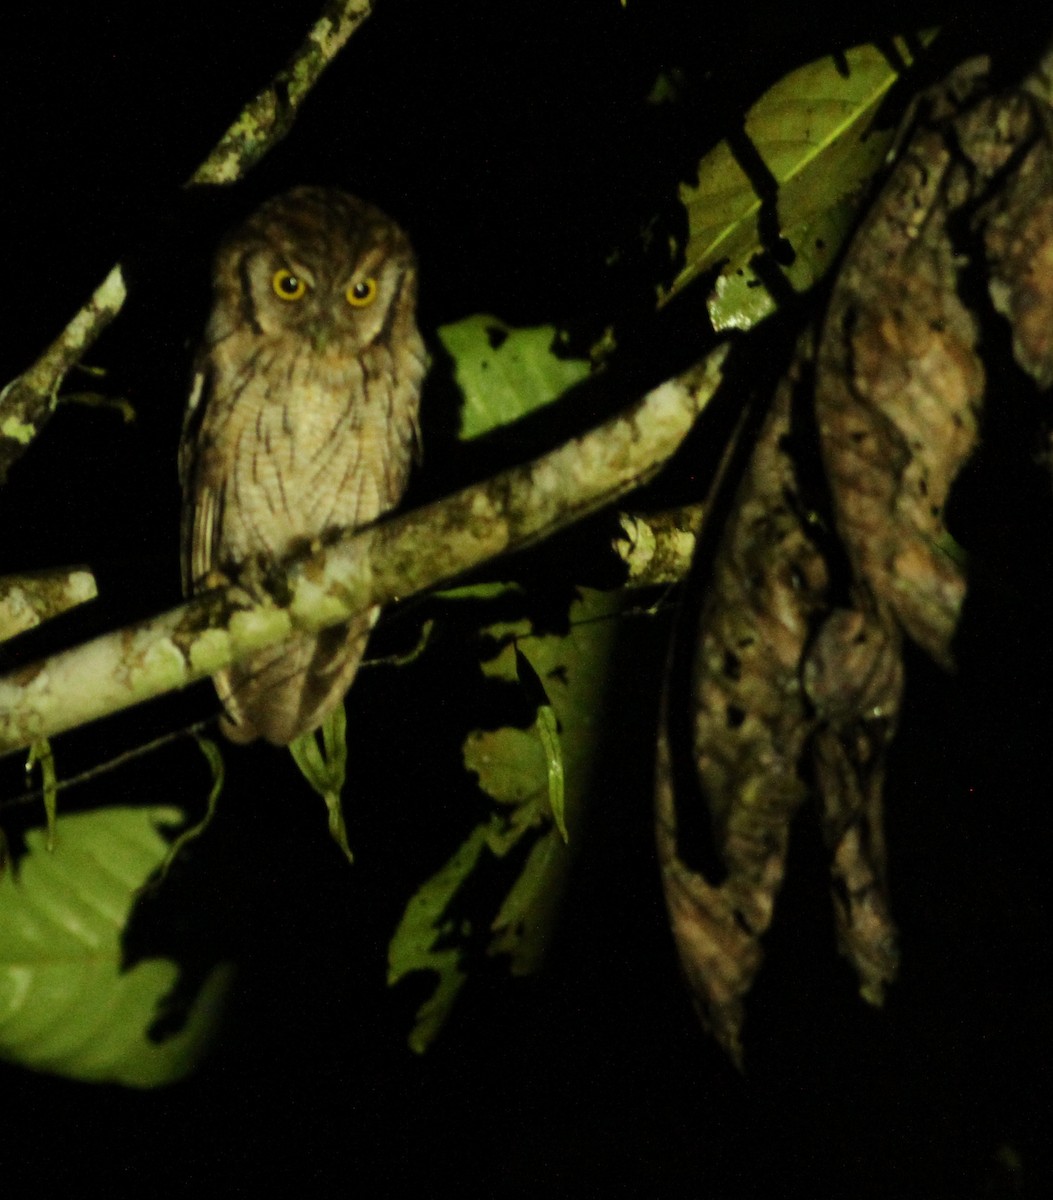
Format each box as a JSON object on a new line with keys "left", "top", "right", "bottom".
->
{"left": 665, "top": 32, "right": 937, "bottom": 329}
{"left": 468, "top": 589, "right": 620, "bottom": 966}
{"left": 387, "top": 825, "right": 489, "bottom": 1054}
{"left": 0, "top": 807, "right": 232, "bottom": 1087}
{"left": 389, "top": 587, "right": 620, "bottom": 1050}
{"left": 469, "top": 587, "right": 619, "bottom": 849}
{"left": 437, "top": 314, "right": 591, "bottom": 440}
{"left": 464, "top": 726, "right": 550, "bottom": 819}
{"left": 289, "top": 704, "right": 353, "bottom": 863}
{"left": 487, "top": 830, "right": 566, "bottom": 973}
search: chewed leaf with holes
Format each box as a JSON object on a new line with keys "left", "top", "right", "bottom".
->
{"left": 437, "top": 314, "right": 591, "bottom": 440}
{"left": 0, "top": 807, "right": 232, "bottom": 1086}
{"left": 388, "top": 587, "right": 619, "bottom": 1051}
{"left": 468, "top": 587, "right": 620, "bottom": 961}
{"left": 666, "top": 33, "right": 936, "bottom": 330}
{"left": 657, "top": 339, "right": 830, "bottom": 1065}
{"left": 815, "top": 86, "right": 988, "bottom": 668}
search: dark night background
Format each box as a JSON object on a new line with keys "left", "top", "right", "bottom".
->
{"left": 1, "top": 1, "right": 1051, "bottom": 1194}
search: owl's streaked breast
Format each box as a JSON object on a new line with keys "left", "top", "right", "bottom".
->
{"left": 200, "top": 331, "right": 422, "bottom": 569}
{"left": 180, "top": 185, "right": 426, "bottom": 744}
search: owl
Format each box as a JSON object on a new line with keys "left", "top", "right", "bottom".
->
{"left": 179, "top": 186, "right": 427, "bottom": 745}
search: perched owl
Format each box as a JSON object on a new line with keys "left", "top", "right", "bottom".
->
{"left": 179, "top": 186, "right": 427, "bottom": 745}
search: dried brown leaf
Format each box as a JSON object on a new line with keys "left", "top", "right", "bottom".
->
{"left": 978, "top": 117, "right": 1053, "bottom": 387}
{"left": 803, "top": 607, "right": 903, "bottom": 1003}
{"left": 660, "top": 56, "right": 1053, "bottom": 1065}
{"left": 816, "top": 64, "right": 1051, "bottom": 667}
{"left": 815, "top": 117, "right": 984, "bottom": 667}
{"left": 657, "top": 336, "right": 829, "bottom": 1062}
{"left": 655, "top": 728, "right": 763, "bottom": 1068}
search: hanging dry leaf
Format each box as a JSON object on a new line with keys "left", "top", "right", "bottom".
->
{"left": 657, "top": 336, "right": 829, "bottom": 1063}
{"left": 815, "top": 99, "right": 984, "bottom": 668}
{"left": 816, "top": 60, "right": 1053, "bottom": 668}
{"left": 803, "top": 606, "right": 903, "bottom": 1003}
{"left": 976, "top": 106, "right": 1053, "bottom": 387}
{"left": 661, "top": 55, "right": 1053, "bottom": 1064}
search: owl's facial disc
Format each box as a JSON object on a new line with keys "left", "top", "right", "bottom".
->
{"left": 241, "top": 237, "right": 397, "bottom": 351}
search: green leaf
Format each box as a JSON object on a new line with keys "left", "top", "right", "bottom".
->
{"left": 389, "top": 587, "right": 621, "bottom": 1050}
{"left": 468, "top": 589, "right": 619, "bottom": 839}
{"left": 665, "top": 32, "right": 937, "bottom": 329}
{"left": 513, "top": 646, "right": 567, "bottom": 842}
{"left": 534, "top": 702, "right": 567, "bottom": 842}
{"left": 0, "top": 807, "right": 232, "bottom": 1087}
{"left": 387, "top": 825, "right": 489, "bottom": 1054}
{"left": 436, "top": 314, "right": 591, "bottom": 440}
{"left": 288, "top": 704, "right": 353, "bottom": 863}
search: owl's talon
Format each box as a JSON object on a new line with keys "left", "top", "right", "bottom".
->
{"left": 199, "top": 568, "right": 231, "bottom": 592}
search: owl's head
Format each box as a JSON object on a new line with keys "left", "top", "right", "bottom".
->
{"left": 210, "top": 186, "right": 418, "bottom": 353}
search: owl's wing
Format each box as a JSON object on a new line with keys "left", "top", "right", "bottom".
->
{"left": 178, "top": 365, "right": 225, "bottom": 596}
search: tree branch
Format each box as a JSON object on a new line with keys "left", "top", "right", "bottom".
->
{"left": 0, "top": 346, "right": 727, "bottom": 756}
{"left": 188, "top": 0, "right": 375, "bottom": 186}
{"left": 0, "top": 567, "right": 99, "bottom": 644}
{"left": 613, "top": 506, "right": 705, "bottom": 587}
{"left": 0, "top": 267, "right": 126, "bottom": 485}
{"left": 0, "top": 0, "right": 374, "bottom": 484}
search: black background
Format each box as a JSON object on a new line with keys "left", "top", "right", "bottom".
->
{"left": 1, "top": 2, "right": 1051, "bottom": 1195}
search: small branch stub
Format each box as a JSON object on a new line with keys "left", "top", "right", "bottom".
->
{"left": 0, "top": 267, "right": 126, "bottom": 485}
{"left": 0, "top": 568, "right": 99, "bottom": 644}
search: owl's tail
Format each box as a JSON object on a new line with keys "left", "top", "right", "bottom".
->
{"left": 214, "top": 608, "right": 379, "bottom": 745}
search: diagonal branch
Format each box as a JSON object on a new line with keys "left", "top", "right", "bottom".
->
{"left": 0, "top": 0, "right": 375, "bottom": 484}
{"left": 0, "top": 566, "right": 99, "bottom": 643}
{"left": 0, "top": 346, "right": 728, "bottom": 757}
{"left": 188, "top": 0, "right": 375, "bottom": 185}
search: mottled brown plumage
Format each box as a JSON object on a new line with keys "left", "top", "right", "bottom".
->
{"left": 180, "top": 187, "right": 426, "bottom": 744}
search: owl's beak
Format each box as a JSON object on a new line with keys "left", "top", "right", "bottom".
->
{"left": 305, "top": 321, "right": 332, "bottom": 353}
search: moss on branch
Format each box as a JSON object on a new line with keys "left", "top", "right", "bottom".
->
{"left": 0, "top": 346, "right": 727, "bottom": 755}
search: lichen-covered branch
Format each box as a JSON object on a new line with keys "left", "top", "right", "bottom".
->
{"left": 613, "top": 506, "right": 705, "bottom": 587}
{"left": 0, "top": 568, "right": 99, "bottom": 644}
{"left": 188, "top": 0, "right": 375, "bottom": 186}
{"left": 0, "top": 1, "right": 374, "bottom": 483}
{"left": 0, "top": 346, "right": 728, "bottom": 756}
{"left": 0, "top": 267, "right": 126, "bottom": 485}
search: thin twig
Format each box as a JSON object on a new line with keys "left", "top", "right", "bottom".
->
{"left": 0, "top": 566, "right": 99, "bottom": 643}
{"left": 0, "top": 720, "right": 214, "bottom": 811}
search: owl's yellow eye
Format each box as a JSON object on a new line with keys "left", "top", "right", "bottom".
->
{"left": 346, "top": 277, "right": 378, "bottom": 308}
{"left": 272, "top": 269, "right": 307, "bottom": 301}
